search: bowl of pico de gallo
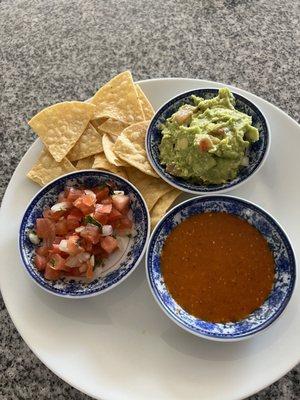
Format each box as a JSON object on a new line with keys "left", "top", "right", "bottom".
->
{"left": 19, "top": 170, "right": 150, "bottom": 298}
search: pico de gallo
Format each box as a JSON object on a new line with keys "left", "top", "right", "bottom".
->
{"left": 29, "top": 182, "right": 133, "bottom": 280}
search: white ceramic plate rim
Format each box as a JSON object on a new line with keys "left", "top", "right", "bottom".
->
{"left": 0, "top": 78, "right": 299, "bottom": 400}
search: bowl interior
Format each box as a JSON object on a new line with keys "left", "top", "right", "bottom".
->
{"left": 147, "top": 88, "right": 269, "bottom": 193}
{"left": 19, "top": 171, "right": 149, "bottom": 297}
{"left": 147, "top": 196, "right": 296, "bottom": 340}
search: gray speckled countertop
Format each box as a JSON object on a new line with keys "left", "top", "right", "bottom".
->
{"left": 0, "top": 0, "right": 299, "bottom": 399}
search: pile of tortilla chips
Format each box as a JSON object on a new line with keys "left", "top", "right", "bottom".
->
{"left": 27, "top": 71, "right": 181, "bottom": 228}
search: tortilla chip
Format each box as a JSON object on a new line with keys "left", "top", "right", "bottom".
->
{"left": 150, "top": 189, "right": 181, "bottom": 229}
{"left": 76, "top": 155, "right": 95, "bottom": 170}
{"left": 27, "top": 148, "right": 76, "bottom": 186}
{"left": 90, "top": 117, "right": 107, "bottom": 134}
{"left": 102, "top": 133, "right": 128, "bottom": 167}
{"left": 126, "top": 167, "right": 174, "bottom": 211}
{"left": 91, "top": 71, "right": 144, "bottom": 123}
{"left": 28, "top": 101, "right": 95, "bottom": 162}
{"left": 114, "top": 121, "right": 158, "bottom": 177}
{"left": 67, "top": 123, "right": 103, "bottom": 161}
{"left": 99, "top": 118, "right": 128, "bottom": 137}
{"left": 93, "top": 153, "right": 128, "bottom": 179}
{"left": 135, "top": 84, "right": 155, "bottom": 120}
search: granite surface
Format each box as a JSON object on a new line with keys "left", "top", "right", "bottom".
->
{"left": 0, "top": 0, "right": 299, "bottom": 399}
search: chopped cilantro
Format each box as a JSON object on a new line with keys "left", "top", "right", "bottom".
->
{"left": 84, "top": 215, "right": 102, "bottom": 228}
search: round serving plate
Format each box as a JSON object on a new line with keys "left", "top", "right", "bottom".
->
{"left": 0, "top": 79, "right": 299, "bottom": 400}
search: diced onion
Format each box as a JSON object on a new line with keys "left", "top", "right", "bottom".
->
{"left": 58, "top": 239, "right": 69, "bottom": 253}
{"left": 51, "top": 202, "right": 72, "bottom": 212}
{"left": 75, "top": 226, "right": 85, "bottom": 233}
{"left": 65, "top": 252, "right": 90, "bottom": 268}
{"left": 102, "top": 225, "right": 113, "bottom": 236}
{"left": 28, "top": 232, "right": 40, "bottom": 245}
{"left": 113, "top": 190, "right": 124, "bottom": 195}
{"left": 90, "top": 255, "right": 95, "bottom": 267}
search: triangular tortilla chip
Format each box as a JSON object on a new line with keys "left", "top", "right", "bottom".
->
{"left": 27, "top": 148, "right": 76, "bottom": 186}
{"left": 76, "top": 155, "right": 95, "bottom": 170}
{"left": 150, "top": 189, "right": 181, "bottom": 229}
{"left": 114, "top": 121, "right": 158, "bottom": 177}
{"left": 126, "top": 167, "right": 174, "bottom": 211}
{"left": 93, "top": 153, "right": 128, "bottom": 179}
{"left": 135, "top": 84, "right": 155, "bottom": 120}
{"left": 102, "top": 133, "right": 128, "bottom": 167}
{"left": 99, "top": 118, "right": 128, "bottom": 137}
{"left": 91, "top": 71, "right": 144, "bottom": 123}
{"left": 90, "top": 117, "right": 107, "bottom": 133}
{"left": 67, "top": 123, "right": 103, "bottom": 161}
{"left": 28, "top": 101, "right": 95, "bottom": 162}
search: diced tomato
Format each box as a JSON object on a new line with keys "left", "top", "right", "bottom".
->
{"left": 74, "top": 193, "right": 96, "bottom": 215}
{"left": 91, "top": 244, "right": 104, "bottom": 256}
{"left": 36, "top": 218, "right": 56, "bottom": 244}
{"left": 43, "top": 207, "right": 69, "bottom": 221}
{"left": 34, "top": 254, "right": 47, "bottom": 271}
{"left": 66, "top": 214, "right": 81, "bottom": 231}
{"left": 66, "top": 267, "right": 81, "bottom": 277}
{"left": 115, "top": 217, "right": 133, "bottom": 235}
{"left": 68, "top": 207, "right": 84, "bottom": 219}
{"left": 86, "top": 262, "right": 94, "bottom": 279}
{"left": 93, "top": 186, "right": 110, "bottom": 202}
{"left": 67, "top": 235, "right": 83, "bottom": 254}
{"left": 94, "top": 212, "right": 109, "bottom": 225}
{"left": 100, "top": 236, "right": 118, "bottom": 254}
{"left": 80, "top": 238, "right": 93, "bottom": 252}
{"left": 35, "top": 245, "right": 49, "bottom": 257}
{"left": 65, "top": 187, "right": 84, "bottom": 202}
{"left": 47, "top": 253, "right": 66, "bottom": 271}
{"left": 95, "top": 203, "right": 112, "bottom": 214}
{"left": 101, "top": 197, "right": 113, "bottom": 205}
{"left": 44, "top": 265, "right": 61, "bottom": 280}
{"left": 50, "top": 244, "right": 62, "bottom": 254}
{"left": 55, "top": 219, "right": 68, "bottom": 236}
{"left": 112, "top": 194, "right": 130, "bottom": 214}
{"left": 80, "top": 225, "right": 101, "bottom": 244}
{"left": 107, "top": 207, "right": 123, "bottom": 223}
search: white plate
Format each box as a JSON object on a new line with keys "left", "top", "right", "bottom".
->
{"left": 0, "top": 79, "right": 299, "bottom": 400}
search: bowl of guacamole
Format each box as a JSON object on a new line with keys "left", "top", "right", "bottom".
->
{"left": 146, "top": 87, "right": 270, "bottom": 194}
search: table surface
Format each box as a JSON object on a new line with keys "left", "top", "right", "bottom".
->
{"left": 0, "top": 0, "right": 299, "bottom": 399}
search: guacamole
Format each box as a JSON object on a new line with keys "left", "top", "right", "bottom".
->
{"left": 159, "top": 88, "right": 259, "bottom": 184}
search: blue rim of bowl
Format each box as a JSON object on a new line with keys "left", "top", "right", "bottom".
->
{"left": 19, "top": 169, "right": 150, "bottom": 298}
{"left": 146, "top": 195, "right": 296, "bottom": 340}
{"left": 146, "top": 88, "right": 270, "bottom": 195}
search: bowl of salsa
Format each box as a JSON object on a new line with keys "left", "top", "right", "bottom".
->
{"left": 19, "top": 170, "right": 150, "bottom": 298}
{"left": 146, "top": 195, "right": 296, "bottom": 341}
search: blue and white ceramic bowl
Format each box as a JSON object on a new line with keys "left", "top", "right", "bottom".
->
{"left": 146, "top": 88, "right": 270, "bottom": 194}
{"left": 19, "top": 170, "right": 150, "bottom": 298}
{"left": 146, "top": 195, "right": 296, "bottom": 341}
